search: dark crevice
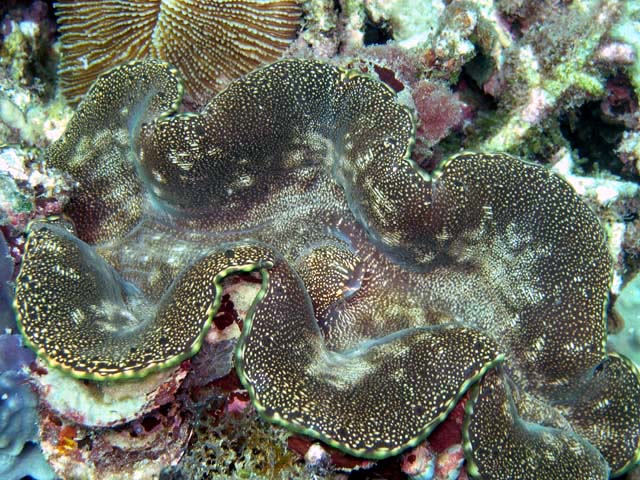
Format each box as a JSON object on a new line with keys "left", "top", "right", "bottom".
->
{"left": 333, "top": 0, "right": 341, "bottom": 15}
{"left": 363, "top": 17, "right": 393, "bottom": 45}
{"left": 455, "top": 67, "right": 498, "bottom": 111}
{"left": 559, "top": 101, "right": 630, "bottom": 178}
{"left": 463, "top": 51, "right": 495, "bottom": 89}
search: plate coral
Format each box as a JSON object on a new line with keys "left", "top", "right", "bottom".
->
{"left": 54, "top": 0, "right": 302, "bottom": 104}
{"left": 13, "top": 57, "right": 640, "bottom": 479}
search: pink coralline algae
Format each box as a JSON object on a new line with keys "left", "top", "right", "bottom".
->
{"left": 412, "top": 80, "right": 465, "bottom": 148}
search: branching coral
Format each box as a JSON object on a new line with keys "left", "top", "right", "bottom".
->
{"left": 13, "top": 58, "right": 640, "bottom": 478}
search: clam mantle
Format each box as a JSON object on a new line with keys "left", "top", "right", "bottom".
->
{"left": 14, "top": 59, "right": 640, "bottom": 477}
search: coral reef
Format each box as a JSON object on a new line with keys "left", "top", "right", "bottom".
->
{"left": 1, "top": 0, "right": 640, "bottom": 478}
{"left": 0, "top": 1, "right": 68, "bottom": 147}
{"left": 0, "top": 145, "right": 75, "bottom": 230}
{"left": 38, "top": 401, "right": 191, "bottom": 479}
{"left": 317, "top": 0, "right": 640, "bottom": 188}
{"left": 170, "top": 399, "right": 309, "bottom": 479}
{"left": 13, "top": 57, "right": 640, "bottom": 479}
